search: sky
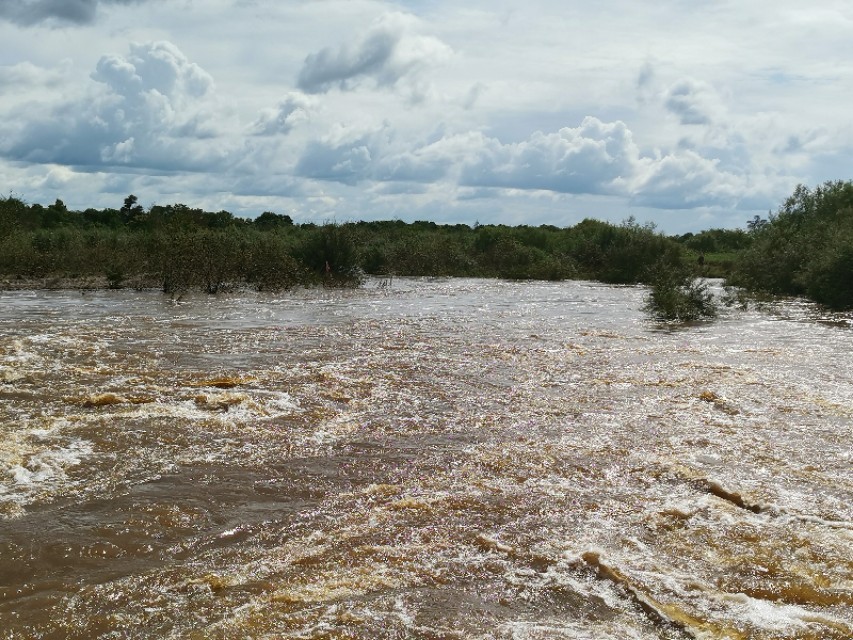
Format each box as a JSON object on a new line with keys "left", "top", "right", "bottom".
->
{"left": 1, "top": 0, "right": 852, "bottom": 234}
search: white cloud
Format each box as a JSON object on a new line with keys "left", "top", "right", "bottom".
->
{"left": 92, "top": 41, "right": 214, "bottom": 105}
{"left": 0, "top": 60, "right": 68, "bottom": 87}
{"left": 453, "top": 117, "right": 769, "bottom": 210}
{"left": 459, "top": 118, "right": 637, "bottom": 196}
{"left": 1, "top": 41, "right": 225, "bottom": 172}
{"left": 632, "top": 151, "right": 741, "bottom": 209}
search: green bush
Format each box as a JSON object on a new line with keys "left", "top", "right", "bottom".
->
{"left": 800, "top": 225, "right": 853, "bottom": 309}
{"left": 731, "top": 181, "right": 853, "bottom": 308}
{"left": 293, "top": 224, "right": 363, "bottom": 286}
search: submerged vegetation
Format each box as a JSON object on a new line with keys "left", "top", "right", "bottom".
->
{"left": 2, "top": 179, "right": 852, "bottom": 316}
{"left": 643, "top": 262, "right": 718, "bottom": 323}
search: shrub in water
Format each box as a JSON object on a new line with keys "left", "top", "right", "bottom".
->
{"left": 644, "top": 262, "right": 718, "bottom": 322}
{"left": 293, "top": 224, "right": 363, "bottom": 286}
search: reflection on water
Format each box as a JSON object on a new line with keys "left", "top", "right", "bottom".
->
{"left": 1, "top": 278, "right": 852, "bottom": 639}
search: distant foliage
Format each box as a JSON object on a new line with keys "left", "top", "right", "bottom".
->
{"left": 676, "top": 227, "right": 752, "bottom": 254}
{"left": 670, "top": 228, "right": 752, "bottom": 279}
{"left": 730, "top": 180, "right": 853, "bottom": 309}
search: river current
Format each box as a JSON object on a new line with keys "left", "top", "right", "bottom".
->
{"left": 1, "top": 278, "right": 851, "bottom": 639}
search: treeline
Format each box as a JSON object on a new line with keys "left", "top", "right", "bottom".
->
{"left": 0, "top": 194, "right": 694, "bottom": 292}
{"left": 2, "top": 181, "right": 851, "bottom": 310}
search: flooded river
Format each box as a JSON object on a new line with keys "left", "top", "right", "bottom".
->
{"left": 1, "top": 278, "right": 852, "bottom": 639}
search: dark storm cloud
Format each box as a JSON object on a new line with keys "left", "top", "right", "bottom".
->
{"left": 0, "top": 0, "right": 142, "bottom": 26}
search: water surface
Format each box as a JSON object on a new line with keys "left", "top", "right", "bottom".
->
{"left": 1, "top": 278, "right": 851, "bottom": 639}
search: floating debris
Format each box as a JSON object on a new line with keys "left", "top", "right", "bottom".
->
{"left": 193, "top": 392, "right": 248, "bottom": 411}
{"left": 188, "top": 376, "right": 254, "bottom": 389}
{"left": 79, "top": 393, "right": 128, "bottom": 407}
{"left": 76, "top": 393, "right": 155, "bottom": 407}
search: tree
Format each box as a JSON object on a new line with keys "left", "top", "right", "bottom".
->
{"left": 732, "top": 180, "right": 853, "bottom": 308}
{"left": 746, "top": 214, "right": 769, "bottom": 232}
{"left": 120, "top": 194, "right": 145, "bottom": 226}
{"left": 254, "top": 211, "right": 294, "bottom": 229}
{"left": 42, "top": 199, "right": 71, "bottom": 227}
{"left": 0, "top": 195, "right": 27, "bottom": 236}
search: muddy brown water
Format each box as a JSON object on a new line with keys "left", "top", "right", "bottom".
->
{"left": 1, "top": 278, "right": 851, "bottom": 639}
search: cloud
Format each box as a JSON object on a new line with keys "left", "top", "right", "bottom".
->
{"left": 295, "top": 126, "right": 380, "bottom": 185}
{"left": 665, "top": 79, "right": 721, "bottom": 126}
{"left": 0, "top": 60, "right": 68, "bottom": 88}
{"left": 92, "top": 41, "right": 214, "bottom": 103}
{"left": 251, "top": 93, "right": 313, "bottom": 136}
{"left": 287, "top": 115, "right": 755, "bottom": 210}
{"left": 635, "top": 61, "right": 657, "bottom": 105}
{"left": 0, "top": 41, "right": 224, "bottom": 172}
{"left": 631, "top": 150, "right": 743, "bottom": 209}
{"left": 0, "top": 2, "right": 825, "bottom": 231}
{"left": 293, "top": 125, "right": 461, "bottom": 186}
{"left": 456, "top": 117, "right": 762, "bottom": 209}
{"left": 296, "top": 12, "right": 452, "bottom": 94}
{"left": 0, "top": 0, "right": 144, "bottom": 26}
{"left": 460, "top": 117, "right": 639, "bottom": 196}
